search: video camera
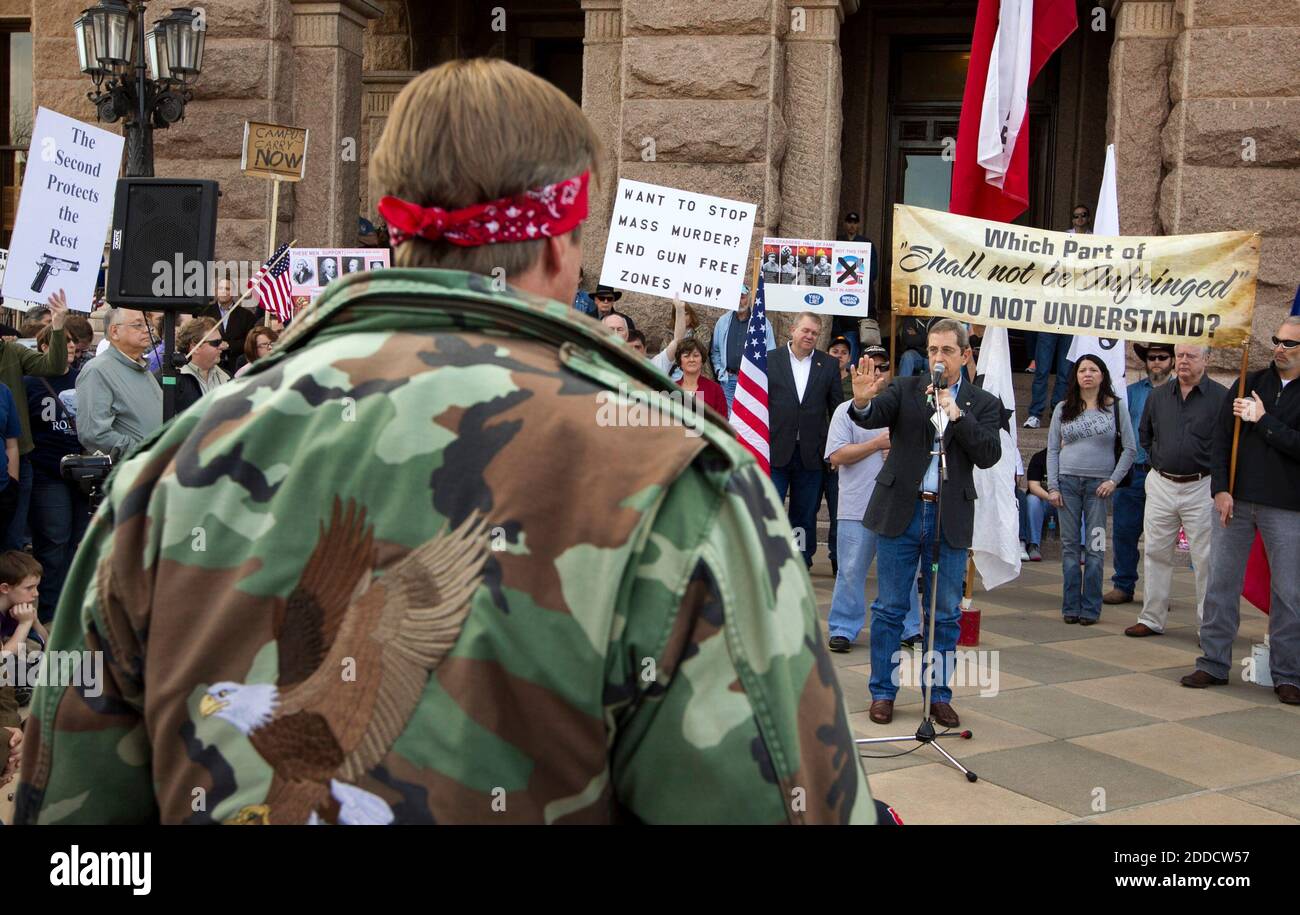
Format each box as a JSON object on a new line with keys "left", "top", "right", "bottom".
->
{"left": 60, "top": 453, "right": 112, "bottom": 512}
{"left": 33, "top": 255, "right": 78, "bottom": 294}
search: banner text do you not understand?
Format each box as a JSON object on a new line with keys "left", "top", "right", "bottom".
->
{"left": 891, "top": 205, "right": 1259, "bottom": 347}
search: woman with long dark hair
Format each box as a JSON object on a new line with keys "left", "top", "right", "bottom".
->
{"left": 1046, "top": 354, "right": 1136, "bottom": 624}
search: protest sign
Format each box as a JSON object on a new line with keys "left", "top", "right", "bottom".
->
{"left": 760, "top": 237, "right": 873, "bottom": 317}
{"left": 2, "top": 109, "right": 123, "bottom": 313}
{"left": 289, "top": 247, "right": 389, "bottom": 299}
{"left": 891, "top": 204, "right": 1259, "bottom": 347}
{"left": 599, "top": 179, "right": 756, "bottom": 308}
{"left": 0, "top": 249, "right": 40, "bottom": 312}
{"left": 241, "top": 122, "right": 309, "bottom": 182}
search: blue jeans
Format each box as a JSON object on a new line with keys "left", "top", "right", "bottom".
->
{"left": 771, "top": 450, "right": 823, "bottom": 567}
{"left": 1029, "top": 333, "right": 1071, "bottom": 419}
{"left": 828, "top": 522, "right": 923, "bottom": 642}
{"left": 1017, "top": 488, "right": 1053, "bottom": 546}
{"left": 1059, "top": 474, "right": 1109, "bottom": 621}
{"left": 823, "top": 471, "right": 838, "bottom": 567}
{"left": 1110, "top": 465, "right": 1147, "bottom": 594}
{"left": 29, "top": 475, "right": 91, "bottom": 625}
{"left": 722, "top": 374, "right": 737, "bottom": 414}
{"left": 2, "top": 455, "right": 32, "bottom": 551}
{"left": 898, "top": 349, "right": 927, "bottom": 377}
{"left": 870, "top": 501, "right": 965, "bottom": 703}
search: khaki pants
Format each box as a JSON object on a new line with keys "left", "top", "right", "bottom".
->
{"left": 1137, "top": 472, "right": 1214, "bottom": 632}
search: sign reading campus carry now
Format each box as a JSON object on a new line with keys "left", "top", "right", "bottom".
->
{"left": 891, "top": 204, "right": 1260, "bottom": 347}
{"left": 760, "top": 236, "right": 873, "bottom": 316}
{"left": 241, "top": 121, "right": 309, "bottom": 181}
{"left": 600, "top": 179, "right": 756, "bottom": 308}
{"left": 2, "top": 109, "right": 123, "bottom": 313}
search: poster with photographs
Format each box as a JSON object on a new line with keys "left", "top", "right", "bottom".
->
{"left": 760, "top": 236, "right": 872, "bottom": 317}
{"left": 289, "top": 247, "right": 390, "bottom": 298}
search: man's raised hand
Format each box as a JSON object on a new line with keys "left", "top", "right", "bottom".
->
{"left": 850, "top": 356, "right": 888, "bottom": 408}
{"left": 47, "top": 289, "right": 68, "bottom": 330}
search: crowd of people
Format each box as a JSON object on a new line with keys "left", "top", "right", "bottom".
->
{"left": 571, "top": 269, "right": 1300, "bottom": 726}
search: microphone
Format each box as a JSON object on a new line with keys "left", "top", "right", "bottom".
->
{"left": 930, "top": 364, "right": 946, "bottom": 398}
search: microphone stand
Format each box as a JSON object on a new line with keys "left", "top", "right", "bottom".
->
{"left": 854, "top": 366, "right": 978, "bottom": 782}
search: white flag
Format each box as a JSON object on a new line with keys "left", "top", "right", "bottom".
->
{"left": 972, "top": 326, "right": 1022, "bottom": 590}
{"left": 976, "top": 0, "right": 1034, "bottom": 189}
{"left": 1067, "top": 144, "right": 1127, "bottom": 398}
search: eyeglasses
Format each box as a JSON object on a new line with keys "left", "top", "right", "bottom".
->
{"left": 1072, "top": 212, "right": 1089, "bottom": 219}
{"left": 1146, "top": 353, "right": 1172, "bottom": 362}
{"left": 116, "top": 322, "right": 150, "bottom": 331}
{"left": 202, "top": 340, "right": 223, "bottom": 349}
{"left": 1272, "top": 336, "right": 1300, "bottom": 349}
{"left": 594, "top": 296, "right": 615, "bottom": 303}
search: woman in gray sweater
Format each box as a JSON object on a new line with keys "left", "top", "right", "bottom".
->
{"left": 1046, "top": 354, "right": 1136, "bottom": 624}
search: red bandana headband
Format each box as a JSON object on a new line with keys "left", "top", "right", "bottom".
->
{"left": 377, "top": 171, "right": 590, "bottom": 248}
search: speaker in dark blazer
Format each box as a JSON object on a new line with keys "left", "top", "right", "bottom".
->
{"left": 850, "top": 374, "right": 1002, "bottom": 549}
{"left": 767, "top": 344, "right": 845, "bottom": 469}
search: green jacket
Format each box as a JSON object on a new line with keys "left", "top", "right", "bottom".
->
{"left": 17, "top": 269, "right": 872, "bottom": 825}
{"left": 0, "top": 332, "right": 68, "bottom": 454}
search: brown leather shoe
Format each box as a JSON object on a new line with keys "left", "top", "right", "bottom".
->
{"left": 1124, "top": 622, "right": 1163, "bottom": 637}
{"left": 1180, "top": 670, "right": 1228, "bottom": 688}
{"left": 1103, "top": 589, "right": 1133, "bottom": 605}
{"left": 868, "top": 700, "right": 894, "bottom": 724}
{"left": 1276, "top": 684, "right": 1300, "bottom": 705}
{"left": 930, "top": 702, "right": 960, "bottom": 728}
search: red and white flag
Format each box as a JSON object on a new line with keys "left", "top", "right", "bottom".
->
{"left": 951, "top": 0, "right": 1077, "bottom": 222}
{"left": 249, "top": 243, "right": 294, "bottom": 324}
{"left": 731, "top": 273, "right": 771, "bottom": 475}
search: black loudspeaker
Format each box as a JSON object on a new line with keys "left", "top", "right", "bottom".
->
{"left": 106, "top": 178, "right": 220, "bottom": 310}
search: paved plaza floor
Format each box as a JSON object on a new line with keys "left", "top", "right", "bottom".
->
{"left": 810, "top": 550, "right": 1299, "bottom": 825}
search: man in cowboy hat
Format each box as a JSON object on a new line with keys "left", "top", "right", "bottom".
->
{"left": 1105, "top": 341, "right": 1174, "bottom": 606}
{"left": 592, "top": 283, "right": 637, "bottom": 335}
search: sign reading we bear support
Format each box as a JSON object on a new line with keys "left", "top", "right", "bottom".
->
{"left": 2, "top": 108, "right": 123, "bottom": 313}
{"left": 600, "top": 179, "right": 756, "bottom": 308}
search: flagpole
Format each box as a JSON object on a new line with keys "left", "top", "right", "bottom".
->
{"left": 1228, "top": 343, "right": 1250, "bottom": 493}
{"left": 191, "top": 240, "right": 297, "bottom": 360}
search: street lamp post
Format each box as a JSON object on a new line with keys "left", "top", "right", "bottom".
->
{"left": 73, "top": 2, "right": 207, "bottom": 178}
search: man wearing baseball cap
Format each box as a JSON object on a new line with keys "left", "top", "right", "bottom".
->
{"left": 1105, "top": 341, "right": 1174, "bottom": 606}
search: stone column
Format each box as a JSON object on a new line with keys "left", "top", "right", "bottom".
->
{"left": 289, "top": 0, "right": 383, "bottom": 248}
{"left": 579, "top": 0, "right": 623, "bottom": 288}
{"left": 359, "top": 70, "right": 416, "bottom": 219}
{"left": 1107, "top": 1, "right": 1177, "bottom": 236}
{"left": 778, "top": 0, "right": 849, "bottom": 242}
{"left": 1158, "top": 0, "right": 1300, "bottom": 367}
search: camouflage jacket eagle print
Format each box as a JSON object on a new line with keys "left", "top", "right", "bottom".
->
{"left": 17, "top": 268, "right": 872, "bottom": 824}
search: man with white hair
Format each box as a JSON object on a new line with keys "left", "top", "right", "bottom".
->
{"left": 1125, "top": 343, "right": 1227, "bottom": 638}
{"left": 75, "top": 306, "right": 163, "bottom": 458}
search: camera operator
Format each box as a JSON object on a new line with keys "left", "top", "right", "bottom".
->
{"left": 23, "top": 316, "right": 94, "bottom": 622}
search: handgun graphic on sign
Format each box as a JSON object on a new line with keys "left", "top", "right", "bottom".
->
{"left": 836, "top": 255, "right": 862, "bottom": 286}
{"left": 33, "top": 255, "right": 78, "bottom": 294}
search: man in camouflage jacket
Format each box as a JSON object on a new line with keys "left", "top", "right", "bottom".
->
{"left": 16, "top": 268, "right": 873, "bottom": 824}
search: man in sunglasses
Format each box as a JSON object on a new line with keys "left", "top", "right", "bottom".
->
{"left": 1183, "top": 317, "right": 1300, "bottom": 707}
{"left": 1105, "top": 341, "right": 1174, "bottom": 606}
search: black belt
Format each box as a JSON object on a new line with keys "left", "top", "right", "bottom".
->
{"left": 1156, "top": 469, "right": 1207, "bottom": 484}
{"left": 919, "top": 492, "right": 938, "bottom": 503}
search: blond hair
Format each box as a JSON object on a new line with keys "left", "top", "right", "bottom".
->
{"left": 370, "top": 58, "right": 601, "bottom": 277}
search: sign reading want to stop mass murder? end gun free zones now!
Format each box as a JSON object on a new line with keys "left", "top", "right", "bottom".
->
{"left": 1, "top": 108, "right": 124, "bottom": 313}
{"left": 599, "top": 179, "right": 756, "bottom": 308}
{"left": 760, "top": 237, "right": 873, "bottom": 316}
{"left": 891, "top": 204, "right": 1260, "bottom": 347}
{"left": 241, "top": 121, "right": 309, "bottom": 182}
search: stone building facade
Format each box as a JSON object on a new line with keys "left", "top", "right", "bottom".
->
{"left": 6, "top": 0, "right": 1298, "bottom": 365}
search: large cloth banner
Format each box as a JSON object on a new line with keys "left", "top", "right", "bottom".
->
{"left": 759, "top": 236, "right": 872, "bottom": 317}
{"left": 891, "top": 204, "right": 1260, "bottom": 347}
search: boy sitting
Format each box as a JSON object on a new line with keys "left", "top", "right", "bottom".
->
{"left": 0, "top": 552, "right": 48, "bottom": 705}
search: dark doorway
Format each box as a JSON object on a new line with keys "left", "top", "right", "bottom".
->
{"left": 882, "top": 38, "right": 1058, "bottom": 368}
{"left": 410, "top": 0, "right": 584, "bottom": 104}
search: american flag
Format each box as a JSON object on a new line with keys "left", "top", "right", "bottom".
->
{"left": 249, "top": 244, "right": 293, "bottom": 323}
{"left": 730, "top": 272, "right": 771, "bottom": 475}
